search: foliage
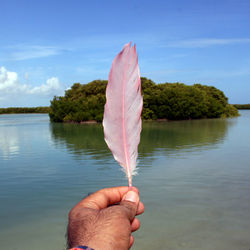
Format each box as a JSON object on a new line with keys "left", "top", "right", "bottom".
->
{"left": 49, "top": 77, "right": 239, "bottom": 123}
{"left": 50, "top": 80, "right": 107, "bottom": 122}
{"left": 223, "top": 104, "right": 240, "bottom": 117}
{"left": 234, "top": 104, "right": 250, "bottom": 109}
{"left": 0, "top": 106, "right": 50, "bottom": 114}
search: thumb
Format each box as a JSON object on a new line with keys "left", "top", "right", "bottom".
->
{"left": 119, "top": 190, "right": 140, "bottom": 221}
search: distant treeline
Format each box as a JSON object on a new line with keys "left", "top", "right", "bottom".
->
{"left": 0, "top": 106, "right": 50, "bottom": 114}
{"left": 234, "top": 104, "right": 250, "bottom": 109}
{"left": 49, "top": 77, "right": 239, "bottom": 123}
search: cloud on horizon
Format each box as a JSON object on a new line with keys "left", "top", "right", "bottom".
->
{"left": 0, "top": 66, "right": 64, "bottom": 106}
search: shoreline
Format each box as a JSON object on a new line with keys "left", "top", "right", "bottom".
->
{"left": 0, "top": 113, "right": 242, "bottom": 123}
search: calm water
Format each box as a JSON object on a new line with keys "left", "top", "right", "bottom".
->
{"left": 0, "top": 111, "right": 250, "bottom": 250}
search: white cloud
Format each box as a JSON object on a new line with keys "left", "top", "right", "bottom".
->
{"left": 3, "top": 45, "right": 66, "bottom": 61}
{"left": 166, "top": 38, "right": 250, "bottom": 48}
{"left": 28, "top": 77, "right": 61, "bottom": 95}
{"left": 12, "top": 46, "right": 60, "bottom": 60}
{"left": 0, "top": 67, "right": 64, "bottom": 104}
{"left": 0, "top": 67, "right": 19, "bottom": 91}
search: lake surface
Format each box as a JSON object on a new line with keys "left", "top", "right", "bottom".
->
{"left": 0, "top": 111, "right": 250, "bottom": 250}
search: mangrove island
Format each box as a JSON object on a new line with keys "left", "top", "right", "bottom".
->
{"left": 49, "top": 77, "right": 239, "bottom": 123}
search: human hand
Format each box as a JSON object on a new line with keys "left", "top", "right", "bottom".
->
{"left": 67, "top": 186, "right": 144, "bottom": 250}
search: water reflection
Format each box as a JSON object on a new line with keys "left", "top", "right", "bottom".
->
{"left": 140, "top": 118, "right": 236, "bottom": 155}
{"left": 50, "top": 118, "right": 236, "bottom": 161}
{"left": 0, "top": 127, "right": 20, "bottom": 159}
{"left": 0, "top": 114, "right": 49, "bottom": 160}
{"left": 50, "top": 123, "right": 109, "bottom": 159}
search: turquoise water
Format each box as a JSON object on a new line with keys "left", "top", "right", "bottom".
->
{"left": 0, "top": 111, "right": 250, "bottom": 249}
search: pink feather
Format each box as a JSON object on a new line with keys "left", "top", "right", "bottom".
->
{"left": 103, "top": 43, "right": 143, "bottom": 187}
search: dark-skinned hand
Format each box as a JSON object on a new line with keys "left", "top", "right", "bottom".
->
{"left": 67, "top": 186, "right": 144, "bottom": 250}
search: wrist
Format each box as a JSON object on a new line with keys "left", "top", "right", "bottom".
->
{"left": 69, "top": 246, "right": 94, "bottom": 250}
{"left": 69, "top": 238, "right": 114, "bottom": 250}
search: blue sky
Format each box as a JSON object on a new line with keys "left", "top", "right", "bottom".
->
{"left": 0, "top": 0, "right": 250, "bottom": 107}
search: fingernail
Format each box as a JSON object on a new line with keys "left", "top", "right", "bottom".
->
{"left": 124, "top": 191, "right": 139, "bottom": 203}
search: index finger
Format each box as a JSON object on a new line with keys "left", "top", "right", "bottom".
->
{"left": 75, "top": 186, "right": 139, "bottom": 210}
